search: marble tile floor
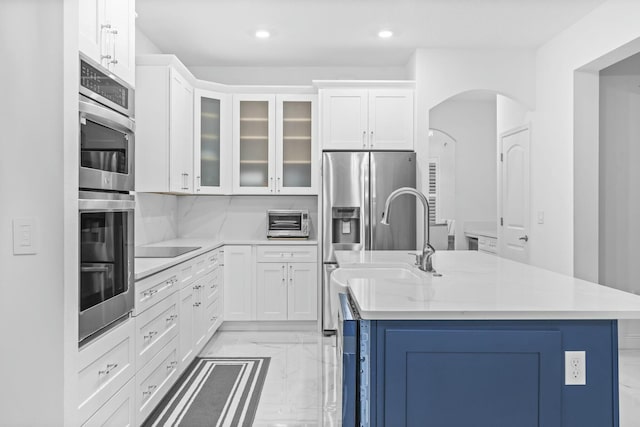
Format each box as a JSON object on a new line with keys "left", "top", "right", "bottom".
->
{"left": 201, "top": 331, "right": 640, "bottom": 426}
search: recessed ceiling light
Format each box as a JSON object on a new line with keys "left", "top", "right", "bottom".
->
{"left": 378, "top": 30, "right": 393, "bottom": 39}
{"left": 255, "top": 30, "right": 271, "bottom": 39}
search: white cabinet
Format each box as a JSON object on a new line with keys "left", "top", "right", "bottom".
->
{"left": 287, "top": 262, "right": 318, "bottom": 321}
{"left": 478, "top": 236, "right": 498, "bottom": 255}
{"left": 256, "top": 263, "right": 288, "bottom": 320}
{"left": 136, "top": 63, "right": 194, "bottom": 193}
{"left": 256, "top": 246, "right": 318, "bottom": 321}
{"left": 233, "top": 94, "right": 318, "bottom": 195}
{"left": 81, "top": 378, "right": 135, "bottom": 427}
{"left": 223, "top": 245, "right": 254, "bottom": 320}
{"left": 321, "top": 88, "right": 414, "bottom": 150}
{"left": 78, "top": 319, "right": 136, "bottom": 425}
{"left": 78, "top": 0, "right": 135, "bottom": 86}
{"left": 178, "top": 281, "right": 196, "bottom": 370}
{"left": 194, "top": 89, "right": 232, "bottom": 194}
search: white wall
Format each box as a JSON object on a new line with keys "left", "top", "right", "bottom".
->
{"left": 136, "top": 26, "right": 163, "bottom": 55}
{"left": 410, "top": 48, "right": 535, "bottom": 248}
{"left": 0, "top": 0, "right": 69, "bottom": 424}
{"left": 497, "top": 94, "right": 531, "bottom": 136}
{"left": 598, "top": 53, "right": 640, "bottom": 293}
{"left": 189, "top": 65, "right": 408, "bottom": 86}
{"left": 178, "top": 196, "right": 318, "bottom": 240}
{"left": 536, "top": 0, "right": 640, "bottom": 275}
{"left": 598, "top": 53, "right": 640, "bottom": 349}
{"left": 429, "top": 97, "right": 498, "bottom": 249}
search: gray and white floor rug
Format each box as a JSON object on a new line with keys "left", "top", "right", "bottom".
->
{"left": 143, "top": 357, "right": 270, "bottom": 427}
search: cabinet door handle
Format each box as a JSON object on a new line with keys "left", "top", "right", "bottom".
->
{"left": 270, "top": 176, "right": 274, "bottom": 192}
{"left": 196, "top": 176, "right": 201, "bottom": 191}
{"left": 100, "top": 24, "right": 112, "bottom": 65}
{"left": 362, "top": 130, "right": 366, "bottom": 148}
{"left": 370, "top": 130, "right": 374, "bottom": 147}
{"left": 109, "top": 29, "right": 119, "bottom": 66}
{"left": 277, "top": 176, "right": 281, "bottom": 192}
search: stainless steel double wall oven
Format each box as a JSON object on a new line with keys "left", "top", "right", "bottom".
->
{"left": 78, "top": 53, "right": 135, "bottom": 344}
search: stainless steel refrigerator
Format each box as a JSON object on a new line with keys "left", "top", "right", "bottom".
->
{"left": 322, "top": 151, "right": 416, "bottom": 333}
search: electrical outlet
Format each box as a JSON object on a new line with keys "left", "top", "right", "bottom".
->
{"left": 565, "top": 351, "right": 586, "bottom": 385}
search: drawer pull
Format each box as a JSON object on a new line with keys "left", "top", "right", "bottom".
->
{"left": 98, "top": 363, "right": 118, "bottom": 376}
{"left": 144, "top": 331, "right": 158, "bottom": 340}
{"left": 194, "top": 284, "right": 202, "bottom": 290}
{"left": 211, "top": 316, "right": 217, "bottom": 322}
{"left": 143, "top": 289, "right": 159, "bottom": 298}
{"left": 166, "top": 314, "right": 178, "bottom": 323}
{"left": 193, "top": 302, "right": 201, "bottom": 307}
{"left": 166, "top": 360, "right": 179, "bottom": 371}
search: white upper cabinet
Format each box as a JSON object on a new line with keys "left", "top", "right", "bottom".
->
{"left": 321, "top": 88, "right": 414, "bottom": 151}
{"left": 233, "top": 93, "right": 318, "bottom": 195}
{"left": 276, "top": 94, "right": 318, "bottom": 195}
{"left": 78, "top": 0, "right": 135, "bottom": 86}
{"left": 136, "top": 61, "right": 194, "bottom": 193}
{"left": 194, "top": 89, "right": 231, "bottom": 194}
{"left": 233, "top": 94, "right": 277, "bottom": 194}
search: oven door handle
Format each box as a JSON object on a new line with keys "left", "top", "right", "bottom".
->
{"left": 79, "top": 100, "right": 135, "bottom": 133}
{"left": 79, "top": 198, "right": 135, "bottom": 211}
{"left": 80, "top": 265, "right": 111, "bottom": 273}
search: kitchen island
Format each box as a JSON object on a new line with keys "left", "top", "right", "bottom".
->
{"left": 334, "top": 250, "right": 640, "bottom": 427}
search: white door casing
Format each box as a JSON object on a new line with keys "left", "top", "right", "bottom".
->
{"left": 499, "top": 125, "right": 530, "bottom": 263}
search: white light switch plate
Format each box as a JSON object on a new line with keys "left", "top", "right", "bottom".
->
{"left": 12, "top": 217, "right": 37, "bottom": 255}
{"left": 565, "top": 351, "right": 586, "bottom": 385}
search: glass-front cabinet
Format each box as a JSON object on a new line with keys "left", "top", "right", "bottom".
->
{"left": 232, "top": 93, "right": 317, "bottom": 195}
{"left": 194, "top": 89, "right": 231, "bottom": 194}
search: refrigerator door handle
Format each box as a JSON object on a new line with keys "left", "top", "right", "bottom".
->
{"left": 370, "top": 156, "right": 376, "bottom": 249}
{"left": 363, "top": 153, "right": 370, "bottom": 250}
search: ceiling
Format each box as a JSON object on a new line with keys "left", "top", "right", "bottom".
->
{"left": 136, "top": 0, "right": 607, "bottom": 67}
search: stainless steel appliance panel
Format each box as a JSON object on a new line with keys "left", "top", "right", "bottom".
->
{"left": 79, "top": 193, "right": 134, "bottom": 343}
{"left": 322, "top": 152, "right": 369, "bottom": 262}
{"left": 370, "top": 152, "right": 416, "bottom": 250}
{"left": 79, "top": 98, "right": 135, "bottom": 192}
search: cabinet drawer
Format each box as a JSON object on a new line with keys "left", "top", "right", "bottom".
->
{"left": 135, "top": 268, "right": 179, "bottom": 316}
{"left": 135, "top": 292, "right": 180, "bottom": 369}
{"left": 204, "top": 269, "right": 221, "bottom": 303}
{"left": 81, "top": 378, "right": 135, "bottom": 427}
{"left": 478, "top": 237, "right": 497, "bottom": 254}
{"left": 256, "top": 245, "right": 317, "bottom": 263}
{"left": 178, "top": 258, "right": 197, "bottom": 289}
{"left": 78, "top": 319, "right": 135, "bottom": 424}
{"left": 206, "top": 297, "right": 223, "bottom": 335}
{"left": 136, "top": 336, "right": 180, "bottom": 425}
{"left": 205, "top": 249, "right": 221, "bottom": 273}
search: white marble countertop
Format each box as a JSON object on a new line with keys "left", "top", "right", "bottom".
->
{"left": 463, "top": 228, "right": 497, "bottom": 239}
{"left": 135, "top": 237, "right": 318, "bottom": 280}
{"left": 335, "top": 250, "right": 640, "bottom": 320}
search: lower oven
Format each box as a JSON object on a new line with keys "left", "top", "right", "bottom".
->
{"left": 79, "top": 191, "right": 134, "bottom": 344}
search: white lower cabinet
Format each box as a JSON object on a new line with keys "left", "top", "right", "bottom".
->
{"left": 223, "top": 245, "right": 254, "bottom": 320}
{"left": 82, "top": 378, "right": 136, "bottom": 427}
{"left": 178, "top": 282, "right": 196, "bottom": 372}
{"left": 287, "top": 262, "right": 318, "bottom": 321}
{"left": 255, "top": 245, "right": 318, "bottom": 321}
{"left": 256, "top": 263, "right": 288, "bottom": 320}
{"left": 78, "top": 319, "right": 136, "bottom": 425}
{"left": 135, "top": 292, "right": 179, "bottom": 369}
{"left": 135, "top": 335, "right": 180, "bottom": 425}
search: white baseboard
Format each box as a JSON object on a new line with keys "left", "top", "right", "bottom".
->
{"left": 220, "top": 320, "right": 319, "bottom": 332}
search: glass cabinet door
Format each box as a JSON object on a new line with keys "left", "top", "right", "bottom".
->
{"left": 195, "top": 89, "right": 230, "bottom": 194}
{"left": 233, "top": 95, "right": 276, "bottom": 194}
{"left": 277, "top": 95, "right": 317, "bottom": 194}
{"left": 282, "top": 101, "right": 312, "bottom": 188}
{"left": 200, "top": 97, "right": 221, "bottom": 187}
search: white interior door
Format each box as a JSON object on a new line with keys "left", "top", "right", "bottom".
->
{"left": 499, "top": 125, "right": 530, "bottom": 263}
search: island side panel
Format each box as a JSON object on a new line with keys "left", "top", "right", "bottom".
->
{"left": 370, "top": 320, "right": 619, "bottom": 427}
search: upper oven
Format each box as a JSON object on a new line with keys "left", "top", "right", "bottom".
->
{"left": 79, "top": 53, "right": 135, "bottom": 193}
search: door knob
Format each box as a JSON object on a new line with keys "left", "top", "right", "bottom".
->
{"left": 518, "top": 235, "right": 529, "bottom": 242}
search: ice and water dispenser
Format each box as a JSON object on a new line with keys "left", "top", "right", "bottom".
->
{"left": 332, "top": 207, "right": 361, "bottom": 244}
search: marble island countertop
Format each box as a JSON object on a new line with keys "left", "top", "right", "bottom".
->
{"left": 135, "top": 237, "right": 317, "bottom": 280}
{"left": 334, "top": 250, "right": 640, "bottom": 320}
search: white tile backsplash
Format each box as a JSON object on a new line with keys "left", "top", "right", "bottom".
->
{"left": 135, "top": 193, "right": 179, "bottom": 245}
{"left": 178, "top": 195, "right": 318, "bottom": 240}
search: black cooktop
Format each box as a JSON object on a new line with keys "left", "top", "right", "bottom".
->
{"left": 135, "top": 246, "right": 201, "bottom": 258}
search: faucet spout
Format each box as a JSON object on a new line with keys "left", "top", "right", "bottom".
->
{"left": 380, "top": 187, "right": 436, "bottom": 273}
